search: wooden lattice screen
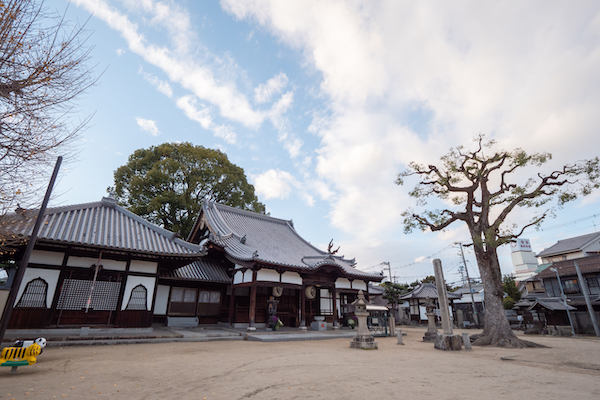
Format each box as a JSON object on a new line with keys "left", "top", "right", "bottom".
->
{"left": 125, "top": 284, "right": 148, "bottom": 310}
{"left": 56, "top": 278, "right": 121, "bottom": 311}
{"left": 16, "top": 278, "right": 48, "bottom": 308}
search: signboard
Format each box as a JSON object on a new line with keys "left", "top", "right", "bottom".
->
{"left": 510, "top": 238, "right": 533, "bottom": 253}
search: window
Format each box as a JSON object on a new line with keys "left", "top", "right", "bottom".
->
{"left": 125, "top": 285, "right": 148, "bottom": 310}
{"left": 320, "top": 289, "right": 333, "bottom": 316}
{"left": 563, "top": 279, "right": 580, "bottom": 294}
{"left": 168, "top": 287, "right": 197, "bottom": 315}
{"left": 197, "top": 290, "right": 221, "bottom": 316}
{"left": 16, "top": 278, "right": 48, "bottom": 308}
{"left": 587, "top": 276, "right": 600, "bottom": 295}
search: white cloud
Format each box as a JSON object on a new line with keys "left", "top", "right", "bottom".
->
{"left": 255, "top": 72, "right": 289, "bottom": 103}
{"left": 176, "top": 95, "right": 237, "bottom": 144}
{"left": 74, "top": 0, "right": 265, "bottom": 130}
{"left": 252, "top": 169, "right": 299, "bottom": 199}
{"left": 139, "top": 68, "right": 173, "bottom": 98}
{"left": 116, "top": 48, "right": 125, "bottom": 56}
{"left": 135, "top": 117, "right": 160, "bottom": 136}
{"left": 223, "top": 0, "right": 600, "bottom": 245}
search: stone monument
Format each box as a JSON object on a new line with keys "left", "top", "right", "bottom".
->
{"left": 433, "top": 259, "right": 462, "bottom": 351}
{"left": 349, "top": 290, "right": 378, "bottom": 349}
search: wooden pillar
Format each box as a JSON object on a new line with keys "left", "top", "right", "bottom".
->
{"left": 228, "top": 285, "right": 236, "bottom": 327}
{"left": 300, "top": 284, "right": 306, "bottom": 327}
{"left": 331, "top": 285, "right": 338, "bottom": 326}
{"left": 248, "top": 269, "right": 258, "bottom": 329}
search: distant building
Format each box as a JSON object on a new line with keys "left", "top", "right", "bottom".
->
{"left": 536, "top": 232, "right": 600, "bottom": 264}
{"left": 510, "top": 238, "right": 539, "bottom": 282}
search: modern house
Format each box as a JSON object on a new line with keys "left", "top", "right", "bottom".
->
{"left": 536, "top": 232, "right": 600, "bottom": 264}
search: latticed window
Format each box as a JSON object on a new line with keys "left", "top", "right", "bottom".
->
{"left": 125, "top": 285, "right": 148, "bottom": 310}
{"left": 16, "top": 278, "right": 48, "bottom": 308}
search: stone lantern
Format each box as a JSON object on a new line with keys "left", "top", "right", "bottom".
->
{"left": 422, "top": 299, "right": 438, "bottom": 342}
{"left": 349, "top": 290, "right": 378, "bottom": 349}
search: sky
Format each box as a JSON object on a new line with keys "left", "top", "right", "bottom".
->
{"left": 37, "top": 0, "right": 600, "bottom": 287}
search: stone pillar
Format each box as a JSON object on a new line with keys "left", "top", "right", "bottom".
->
{"left": 397, "top": 330, "right": 404, "bottom": 345}
{"left": 422, "top": 301, "right": 438, "bottom": 342}
{"left": 433, "top": 259, "right": 462, "bottom": 350}
{"left": 433, "top": 259, "right": 452, "bottom": 335}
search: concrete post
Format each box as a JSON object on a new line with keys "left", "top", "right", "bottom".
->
{"left": 462, "top": 332, "right": 472, "bottom": 350}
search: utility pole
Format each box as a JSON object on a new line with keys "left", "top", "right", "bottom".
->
{"left": 384, "top": 262, "right": 392, "bottom": 282}
{"left": 456, "top": 242, "right": 479, "bottom": 328}
{"left": 0, "top": 157, "right": 62, "bottom": 345}
{"left": 574, "top": 261, "right": 600, "bottom": 337}
{"left": 550, "top": 267, "right": 576, "bottom": 337}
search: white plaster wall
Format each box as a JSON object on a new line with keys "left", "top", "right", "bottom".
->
{"left": 129, "top": 260, "right": 158, "bottom": 274}
{"left": 281, "top": 271, "right": 302, "bottom": 285}
{"left": 30, "top": 250, "right": 64, "bottom": 266}
{"left": 243, "top": 269, "right": 253, "bottom": 283}
{"left": 67, "top": 256, "right": 127, "bottom": 271}
{"left": 256, "top": 268, "right": 280, "bottom": 282}
{"left": 154, "top": 285, "right": 170, "bottom": 315}
{"left": 233, "top": 270, "right": 244, "bottom": 285}
{"left": 335, "top": 278, "right": 351, "bottom": 289}
{"left": 121, "top": 276, "right": 156, "bottom": 310}
{"left": 353, "top": 280, "right": 367, "bottom": 291}
{"left": 14, "top": 268, "right": 60, "bottom": 307}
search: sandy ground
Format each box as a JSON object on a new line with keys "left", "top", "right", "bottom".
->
{"left": 1, "top": 327, "right": 599, "bottom": 400}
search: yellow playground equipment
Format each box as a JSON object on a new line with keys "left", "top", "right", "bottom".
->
{"left": 0, "top": 343, "right": 41, "bottom": 373}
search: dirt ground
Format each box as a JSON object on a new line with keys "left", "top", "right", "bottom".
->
{"left": 1, "top": 327, "right": 599, "bottom": 400}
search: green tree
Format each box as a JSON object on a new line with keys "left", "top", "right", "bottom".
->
{"left": 111, "top": 142, "right": 266, "bottom": 238}
{"left": 502, "top": 275, "right": 521, "bottom": 310}
{"left": 381, "top": 281, "right": 409, "bottom": 308}
{"left": 397, "top": 135, "right": 600, "bottom": 347}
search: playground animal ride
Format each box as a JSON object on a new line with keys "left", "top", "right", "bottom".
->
{"left": 1, "top": 343, "right": 41, "bottom": 373}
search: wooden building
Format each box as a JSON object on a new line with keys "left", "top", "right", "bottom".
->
{"left": 2, "top": 199, "right": 381, "bottom": 330}
{"left": 1, "top": 197, "right": 202, "bottom": 329}
{"left": 187, "top": 202, "right": 383, "bottom": 329}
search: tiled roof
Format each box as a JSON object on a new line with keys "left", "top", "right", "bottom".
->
{"left": 536, "top": 232, "right": 600, "bottom": 257}
{"left": 1, "top": 197, "right": 201, "bottom": 257}
{"left": 452, "top": 284, "right": 484, "bottom": 295}
{"left": 201, "top": 202, "right": 382, "bottom": 280}
{"left": 400, "top": 283, "right": 462, "bottom": 300}
{"left": 534, "top": 254, "right": 600, "bottom": 280}
{"left": 160, "top": 259, "right": 231, "bottom": 283}
{"left": 527, "top": 297, "right": 576, "bottom": 311}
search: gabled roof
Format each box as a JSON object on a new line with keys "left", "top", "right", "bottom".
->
{"left": 160, "top": 259, "right": 231, "bottom": 283}
{"left": 1, "top": 197, "right": 201, "bottom": 257}
{"left": 536, "top": 232, "right": 600, "bottom": 258}
{"left": 400, "top": 283, "right": 461, "bottom": 300}
{"left": 193, "top": 201, "right": 382, "bottom": 281}
{"left": 527, "top": 297, "right": 576, "bottom": 311}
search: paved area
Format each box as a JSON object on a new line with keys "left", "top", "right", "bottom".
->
{"left": 1, "top": 325, "right": 362, "bottom": 347}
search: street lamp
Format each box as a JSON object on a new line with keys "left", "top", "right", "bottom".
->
{"left": 549, "top": 267, "right": 576, "bottom": 337}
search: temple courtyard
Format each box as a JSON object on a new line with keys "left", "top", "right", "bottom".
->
{"left": 1, "top": 327, "right": 599, "bottom": 399}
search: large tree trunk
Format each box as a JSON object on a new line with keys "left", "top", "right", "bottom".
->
{"left": 471, "top": 245, "right": 541, "bottom": 348}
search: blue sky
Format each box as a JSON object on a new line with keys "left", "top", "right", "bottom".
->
{"left": 41, "top": 0, "right": 600, "bottom": 286}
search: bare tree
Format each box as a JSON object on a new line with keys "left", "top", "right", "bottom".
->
{"left": 0, "top": 0, "right": 95, "bottom": 254}
{"left": 397, "top": 135, "right": 600, "bottom": 348}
